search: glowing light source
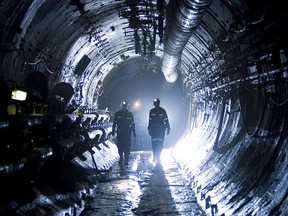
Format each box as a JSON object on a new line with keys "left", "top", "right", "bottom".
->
{"left": 172, "top": 128, "right": 212, "bottom": 171}
{"left": 133, "top": 100, "right": 141, "bottom": 109}
{"left": 11, "top": 89, "right": 27, "bottom": 101}
{"left": 160, "top": 148, "right": 174, "bottom": 168}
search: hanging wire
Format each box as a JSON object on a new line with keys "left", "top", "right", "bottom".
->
{"left": 0, "top": 31, "right": 70, "bottom": 74}
{"left": 268, "top": 96, "right": 288, "bottom": 106}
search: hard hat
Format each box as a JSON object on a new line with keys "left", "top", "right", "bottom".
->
{"left": 121, "top": 100, "right": 128, "bottom": 107}
{"left": 154, "top": 98, "right": 160, "bottom": 103}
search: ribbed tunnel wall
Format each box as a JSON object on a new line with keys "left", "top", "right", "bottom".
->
{"left": 172, "top": 87, "right": 288, "bottom": 215}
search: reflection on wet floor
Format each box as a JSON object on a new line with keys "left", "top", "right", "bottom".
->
{"left": 80, "top": 149, "right": 206, "bottom": 216}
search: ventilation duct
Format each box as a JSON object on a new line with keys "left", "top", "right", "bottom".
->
{"left": 161, "top": 0, "right": 213, "bottom": 82}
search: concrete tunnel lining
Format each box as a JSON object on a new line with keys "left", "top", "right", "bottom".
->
{"left": 0, "top": 0, "right": 288, "bottom": 215}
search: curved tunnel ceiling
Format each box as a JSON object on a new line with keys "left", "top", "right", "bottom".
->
{"left": 1, "top": 0, "right": 288, "bottom": 215}
{"left": 3, "top": 0, "right": 287, "bottom": 107}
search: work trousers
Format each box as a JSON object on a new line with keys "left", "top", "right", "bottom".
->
{"left": 151, "top": 138, "right": 164, "bottom": 162}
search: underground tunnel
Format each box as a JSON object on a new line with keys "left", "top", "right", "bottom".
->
{"left": 0, "top": 0, "right": 288, "bottom": 215}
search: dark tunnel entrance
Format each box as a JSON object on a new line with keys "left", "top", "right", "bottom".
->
{"left": 97, "top": 57, "right": 190, "bottom": 151}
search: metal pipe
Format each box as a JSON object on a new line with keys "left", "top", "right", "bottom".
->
{"left": 161, "top": 0, "right": 213, "bottom": 82}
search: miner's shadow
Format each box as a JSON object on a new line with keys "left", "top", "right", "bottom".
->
{"left": 133, "top": 162, "right": 177, "bottom": 215}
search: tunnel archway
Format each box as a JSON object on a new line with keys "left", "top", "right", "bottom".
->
{"left": 0, "top": 0, "right": 288, "bottom": 215}
{"left": 98, "top": 57, "right": 190, "bottom": 150}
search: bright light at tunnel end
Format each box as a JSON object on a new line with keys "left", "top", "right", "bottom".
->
{"left": 133, "top": 100, "right": 141, "bottom": 110}
{"left": 164, "top": 72, "right": 178, "bottom": 83}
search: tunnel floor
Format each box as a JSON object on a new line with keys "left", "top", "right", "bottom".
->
{"left": 79, "top": 150, "right": 205, "bottom": 216}
{"left": 5, "top": 150, "right": 206, "bottom": 216}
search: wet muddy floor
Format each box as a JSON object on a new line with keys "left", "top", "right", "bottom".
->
{"left": 80, "top": 149, "right": 206, "bottom": 216}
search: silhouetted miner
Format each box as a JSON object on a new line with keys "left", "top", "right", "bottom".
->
{"left": 148, "top": 98, "right": 170, "bottom": 163}
{"left": 112, "top": 100, "right": 136, "bottom": 165}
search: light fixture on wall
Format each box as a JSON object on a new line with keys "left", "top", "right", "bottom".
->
{"left": 11, "top": 89, "right": 27, "bottom": 101}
